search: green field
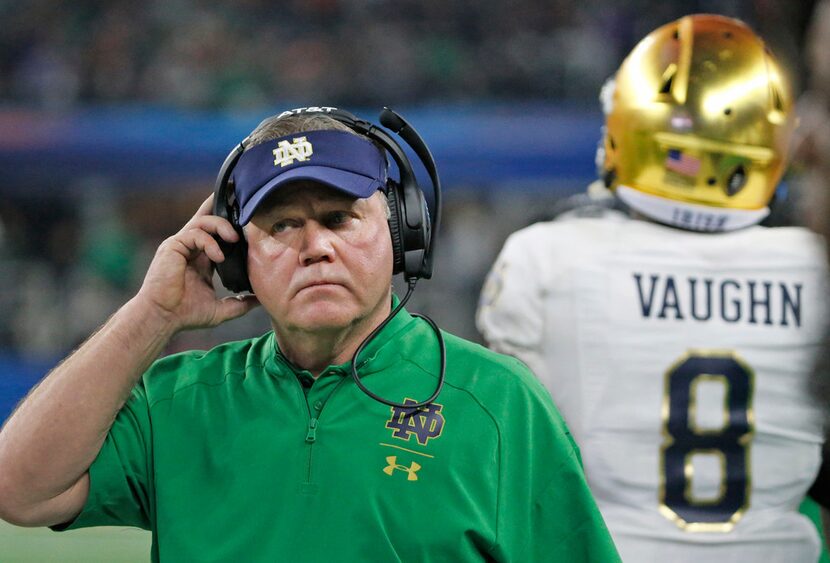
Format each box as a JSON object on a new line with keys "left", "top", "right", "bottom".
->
{"left": 0, "top": 503, "right": 825, "bottom": 561}
{"left": 0, "top": 520, "right": 150, "bottom": 562}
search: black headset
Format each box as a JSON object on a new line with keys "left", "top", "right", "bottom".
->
{"left": 212, "top": 106, "right": 441, "bottom": 293}
{"left": 212, "top": 107, "right": 445, "bottom": 409}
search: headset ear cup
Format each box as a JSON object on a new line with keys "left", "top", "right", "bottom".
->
{"left": 212, "top": 146, "right": 254, "bottom": 293}
{"left": 385, "top": 184, "right": 405, "bottom": 275}
{"left": 215, "top": 227, "right": 251, "bottom": 293}
{"left": 221, "top": 237, "right": 251, "bottom": 293}
{"left": 213, "top": 187, "right": 252, "bottom": 293}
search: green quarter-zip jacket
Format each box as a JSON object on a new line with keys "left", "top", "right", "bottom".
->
{"left": 56, "top": 303, "right": 619, "bottom": 562}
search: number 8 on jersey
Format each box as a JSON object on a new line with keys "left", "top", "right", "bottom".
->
{"left": 659, "top": 351, "right": 754, "bottom": 532}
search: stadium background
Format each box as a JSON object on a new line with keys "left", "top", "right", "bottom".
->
{"left": 0, "top": 0, "right": 825, "bottom": 560}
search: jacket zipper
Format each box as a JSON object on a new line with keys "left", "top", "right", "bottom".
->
{"left": 305, "top": 417, "right": 318, "bottom": 443}
{"left": 295, "top": 374, "right": 350, "bottom": 484}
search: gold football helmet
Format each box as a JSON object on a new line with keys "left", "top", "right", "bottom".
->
{"left": 601, "top": 14, "right": 796, "bottom": 231}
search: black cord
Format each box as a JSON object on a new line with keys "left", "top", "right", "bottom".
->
{"left": 350, "top": 279, "right": 446, "bottom": 409}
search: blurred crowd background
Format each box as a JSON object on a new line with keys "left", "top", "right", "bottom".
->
{"left": 2, "top": 0, "right": 816, "bottom": 110}
{"left": 0, "top": 0, "right": 828, "bottom": 415}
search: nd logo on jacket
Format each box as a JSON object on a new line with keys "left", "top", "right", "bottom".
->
{"left": 385, "top": 399, "right": 445, "bottom": 446}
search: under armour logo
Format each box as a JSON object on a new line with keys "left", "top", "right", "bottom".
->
{"left": 383, "top": 456, "right": 421, "bottom": 481}
{"left": 385, "top": 399, "right": 445, "bottom": 446}
{"left": 272, "top": 137, "right": 313, "bottom": 167}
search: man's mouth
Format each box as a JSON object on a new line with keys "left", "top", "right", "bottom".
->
{"left": 297, "top": 280, "right": 345, "bottom": 293}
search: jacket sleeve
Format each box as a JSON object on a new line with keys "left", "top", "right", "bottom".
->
{"left": 486, "top": 363, "right": 620, "bottom": 562}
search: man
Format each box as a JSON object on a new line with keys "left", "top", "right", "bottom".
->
{"left": 0, "top": 108, "right": 619, "bottom": 561}
{"left": 478, "top": 15, "right": 828, "bottom": 562}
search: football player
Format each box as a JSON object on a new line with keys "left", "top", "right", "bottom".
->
{"left": 478, "top": 14, "right": 829, "bottom": 562}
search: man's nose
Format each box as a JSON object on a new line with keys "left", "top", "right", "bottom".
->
{"left": 298, "top": 221, "right": 335, "bottom": 266}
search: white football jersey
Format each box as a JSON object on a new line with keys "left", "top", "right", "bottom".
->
{"left": 477, "top": 211, "right": 828, "bottom": 562}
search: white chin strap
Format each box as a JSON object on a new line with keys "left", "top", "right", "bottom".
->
{"left": 616, "top": 185, "right": 769, "bottom": 232}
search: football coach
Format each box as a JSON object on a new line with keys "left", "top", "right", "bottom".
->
{"left": 0, "top": 107, "right": 618, "bottom": 562}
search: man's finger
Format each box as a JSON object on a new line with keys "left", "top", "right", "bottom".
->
{"left": 215, "top": 295, "right": 260, "bottom": 324}
{"left": 168, "top": 229, "right": 226, "bottom": 263}
{"left": 182, "top": 195, "right": 217, "bottom": 228}
{"left": 188, "top": 215, "right": 239, "bottom": 243}
{"left": 197, "top": 194, "right": 215, "bottom": 215}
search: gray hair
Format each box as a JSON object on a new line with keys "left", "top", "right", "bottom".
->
{"left": 245, "top": 113, "right": 357, "bottom": 147}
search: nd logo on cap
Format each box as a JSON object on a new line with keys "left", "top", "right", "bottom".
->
{"left": 272, "top": 136, "right": 314, "bottom": 167}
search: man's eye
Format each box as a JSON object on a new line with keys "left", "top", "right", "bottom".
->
{"left": 272, "top": 220, "right": 292, "bottom": 233}
{"left": 327, "top": 211, "right": 350, "bottom": 226}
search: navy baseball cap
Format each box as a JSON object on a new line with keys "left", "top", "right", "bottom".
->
{"left": 233, "top": 130, "right": 388, "bottom": 225}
